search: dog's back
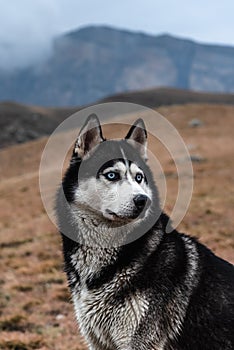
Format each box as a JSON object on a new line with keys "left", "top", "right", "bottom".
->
{"left": 57, "top": 115, "right": 234, "bottom": 350}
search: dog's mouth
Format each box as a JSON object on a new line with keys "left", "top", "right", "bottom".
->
{"left": 105, "top": 210, "right": 127, "bottom": 221}
{"left": 106, "top": 210, "right": 119, "bottom": 218}
{"left": 104, "top": 209, "right": 142, "bottom": 221}
{"left": 103, "top": 196, "right": 151, "bottom": 222}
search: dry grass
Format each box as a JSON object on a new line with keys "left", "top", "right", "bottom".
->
{"left": 0, "top": 103, "right": 233, "bottom": 349}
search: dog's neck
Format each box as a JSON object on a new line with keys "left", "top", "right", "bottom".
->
{"left": 65, "top": 203, "right": 165, "bottom": 281}
{"left": 70, "top": 204, "right": 141, "bottom": 248}
{"left": 68, "top": 203, "right": 163, "bottom": 253}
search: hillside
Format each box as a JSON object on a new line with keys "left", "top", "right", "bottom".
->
{"left": 0, "top": 103, "right": 233, "bottom": 349}
{"left": 100, "top": 87, "right": 234, "bottom": 107}
{"left": 0, "top": 102, "right": 78, "bottom": 148}
{"left": 1, "top": 87, "right": 234, "bottom": 148}
{"left": 0, "top": 26, "right": 234, "bottom": 106}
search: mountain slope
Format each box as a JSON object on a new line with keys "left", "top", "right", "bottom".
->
{"left": 0, "top": 104, "right": 234, "bottom": 348}
{"left": 0, "top": 102, "right": 78, "bottom": 147}
{"left": 0, "top": 26, "right": 234, "bottom": 106}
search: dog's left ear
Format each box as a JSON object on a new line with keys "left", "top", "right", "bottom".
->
{"left": 125, "top": 118, "right": 147, "bottom": 160}
{"left": 73, "top": 114, "right": 104, "bottom": 159}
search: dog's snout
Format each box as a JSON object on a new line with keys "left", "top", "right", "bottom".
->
{"left": 133, "top": 194, "right": 148, "bottom": 212}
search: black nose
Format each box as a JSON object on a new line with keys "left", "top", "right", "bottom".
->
{"left": 133, "top": 194, "right": 148, "bottom": 212}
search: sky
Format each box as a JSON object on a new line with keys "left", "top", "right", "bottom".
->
{"left": 0, "top": 0, "right": 234, "bottom": 69}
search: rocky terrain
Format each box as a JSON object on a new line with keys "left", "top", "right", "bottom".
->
{"left": 1, "top": 26, "right": 234, "bottom": 106}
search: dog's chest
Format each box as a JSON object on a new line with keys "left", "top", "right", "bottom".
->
{"left": 73, "top": 283, "right": 148, "bottom": 348}
{"left": 70, "top": 249, "right": 149, "bottom": 347}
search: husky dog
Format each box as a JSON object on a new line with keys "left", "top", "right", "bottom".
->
{"left": 56, "top": 114, "right": 234, "bottom": 350}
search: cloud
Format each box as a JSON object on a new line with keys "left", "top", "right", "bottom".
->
{"left": 0, "top": 0, "right": 65, "bottom": 69}
{"left": 0, "top": 0, "right": 233, "bottom": 70}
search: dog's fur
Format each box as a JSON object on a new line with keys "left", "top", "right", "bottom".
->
{"left": 56, "top": 115, "right": 234, "bottom": 350}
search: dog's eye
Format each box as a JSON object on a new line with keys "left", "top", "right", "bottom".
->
{"left": 104, "top": 172, "right": 120, "bottom": 181}
{"left": 135, "top": 173, "right": 143, "bottom": 183}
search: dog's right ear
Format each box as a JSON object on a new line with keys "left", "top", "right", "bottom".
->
{"left": 73, "top": 114, "right": 104, "bottom": 159}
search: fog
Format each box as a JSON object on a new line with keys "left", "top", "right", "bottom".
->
{"left": 0, "top": 0, "right": 233, "bottom": 70}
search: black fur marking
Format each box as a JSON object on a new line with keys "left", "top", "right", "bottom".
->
{"left": 97, "top": 158, "right": 127, "bottom": 178}
{"left": 62, "top": 157, "right": 81, "bottom": 203}
{"left": 125, "top": 118, "right": 147, "bottom": 142}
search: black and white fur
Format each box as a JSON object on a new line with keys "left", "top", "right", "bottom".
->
{"left": 56, "top": 114, "right": 234, "bottom": 350}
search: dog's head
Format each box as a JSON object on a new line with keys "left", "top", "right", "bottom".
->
{"left": 63, "top": 114, "right": 159, "bottom": 223}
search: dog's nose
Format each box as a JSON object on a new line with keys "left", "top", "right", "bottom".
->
{"left": 133, "top": 194, "right": 148, "bottom": 212}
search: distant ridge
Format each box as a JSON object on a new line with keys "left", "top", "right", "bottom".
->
{"left": 100, "top": 87, "right": 234, "bottom": 107}
{"left": 0, "top": 87, "right": 234, "bottom": 148}
{"left": 0, "top": 26, "right": 234, "bottom": 106}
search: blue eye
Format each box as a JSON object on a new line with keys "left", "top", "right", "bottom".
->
{"left": 105, "top": 172, "right": 120, "bottom": 181}
{"left": 135, "top": 173, "right": 143, "bottom": 183}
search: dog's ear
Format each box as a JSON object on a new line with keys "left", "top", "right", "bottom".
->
{"left": 73, "top": 114, "right": 104, "bottom": 159}
{"left": 125, "top": 119, "right": 147, "bottom": 160}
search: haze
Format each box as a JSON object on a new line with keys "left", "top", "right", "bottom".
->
{"left": 0, "top": 0, "right": 234, "bottom": 70}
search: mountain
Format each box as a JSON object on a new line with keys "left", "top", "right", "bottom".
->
{"left": 0, "top": 26, "right": 234, "bottom": 106}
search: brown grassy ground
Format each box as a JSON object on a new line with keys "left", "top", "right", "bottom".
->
{"left": 0, "top": 104, "right": 233, "bottom": 349}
